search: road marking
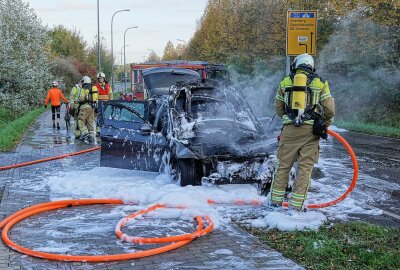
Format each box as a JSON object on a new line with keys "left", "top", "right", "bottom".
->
{"left": 365, "top": 204, "right": 400, "bottom": 220}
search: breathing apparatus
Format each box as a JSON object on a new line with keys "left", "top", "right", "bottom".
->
{"left": 291, "top": 73, "right": 309, "bottom": 126}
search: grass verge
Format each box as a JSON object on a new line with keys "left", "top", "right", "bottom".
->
{"left": 245, "top": 222, "right": 399, "bottom": 270}
{"left": 0, "top": 107, "right": 45, "bottom": 152}
{"left": 334, "top": 119, "right": 400, "bottom": 138}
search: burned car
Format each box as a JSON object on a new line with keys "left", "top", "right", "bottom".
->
{"left": 100, "top": 67, "right": 277, "bottom": 192}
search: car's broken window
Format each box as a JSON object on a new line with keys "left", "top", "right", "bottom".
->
{"left": 104, "top": 104, "right": 144, "bottom": 123}
{"left": 191, "top": 99, "right": 230, "bottom": 119}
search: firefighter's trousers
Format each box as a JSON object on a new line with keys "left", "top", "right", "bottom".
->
{"left": 270, "top": 124, "right": 320, "bottom": 210}
{"left": 77, "top": 105, "right": 94, "bottom": 138}
{"left": 71, "top": 104, "right": 80, "bottom": 138}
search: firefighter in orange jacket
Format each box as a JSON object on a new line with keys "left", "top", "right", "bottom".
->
{"left": 44, "top": 81, "right": 68, "bottom": 129}
{"left": 92, "top": 72, "right": 113, "bottom": 134}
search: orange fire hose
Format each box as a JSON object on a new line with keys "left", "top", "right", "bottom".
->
{"left": 282, "top": 129, "right": 359, "bottom": 209}
{"left": 0, "top": 199, "right": 213, "bottom": 262}
{"left": 115, "top": 204, "right": 214, "bottom": 244}
{"left": 0, "top": 147, "right": 100, "bottom": 171}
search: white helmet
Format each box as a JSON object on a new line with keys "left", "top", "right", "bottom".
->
{"left": 81, "top": 76, "right": 91, "bottom": 84}
{"left": 51, "top": 81, "right": 59, "bottom": 87}
{"left": 292, "top": 53, "right": 315, "bottom": 72}
{"left": 97, "top": 72, "right": 106, "bottom": 79}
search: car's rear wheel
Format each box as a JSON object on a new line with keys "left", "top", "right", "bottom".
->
{"left": 178, "top": 158, "right": 202, "bottom": 187}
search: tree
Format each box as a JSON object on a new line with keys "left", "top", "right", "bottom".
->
{"left": 86, "top": 36, "right": 113, "bottom": 81}
{"left": 0, "top": 0, "right": 52, "bottom": 114}
{"left": 175, "top": 44, "right": 187, "bottom": 60}
{"left": 49, "top": 57, "right": 81, "bottom": 89}
{"left": 162, "top": 40, "right": 178, "bottom": 60}
{"left": 146, "top": 51, "right": 161, "bottom": 62}
{"left": 49, "top": 25, "right": 87, "bottom": 62}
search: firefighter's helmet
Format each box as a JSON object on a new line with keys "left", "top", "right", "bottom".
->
{"left": 97, "top": 72, "right": 106, "bottom": 79}
{"left": 291, "top": 53, "right": 315, "bottom": 73}
{"left": 81, "top": 76, "right": 91, "bottom": 84}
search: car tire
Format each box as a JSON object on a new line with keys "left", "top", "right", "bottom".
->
{"left": 178, "top": 158, "right": 201, "bottom": 187}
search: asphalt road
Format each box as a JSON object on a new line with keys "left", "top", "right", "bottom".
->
{"left": 320, "top": 130, "right": 400, "bottom": 227}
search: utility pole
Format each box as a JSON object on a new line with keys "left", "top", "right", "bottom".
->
{"left": 97, "top": 0, "right": 101, "bottom": 73}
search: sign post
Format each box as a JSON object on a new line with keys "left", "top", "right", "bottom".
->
{"left": 287, "top": 11, "right": 317, "bottom": 56}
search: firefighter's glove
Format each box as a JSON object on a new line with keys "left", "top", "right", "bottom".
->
{"left": 313, "top": 116, "right": 327, "bottom": 139}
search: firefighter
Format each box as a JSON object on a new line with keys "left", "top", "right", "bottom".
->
{"left": 77, "top": 76, "right": 98, "bottom": 143}
{"left": 92, "top": 72, "right": 113, "bottom": 134}
{"left": 44, "top": 81, "right": 68, "bottom": 129}
{"left": 270, "top": 53, "right": 335, "bottom": 211}
{"left": 69, "top": 79, "right": 84, "bottom": 138}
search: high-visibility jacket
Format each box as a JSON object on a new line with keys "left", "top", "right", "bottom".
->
{"left": 44, "top": 87, "right": 68, "bottom": 107}
{"left": 78, "top": 87, "right": 98, "bottom": 109}
{"left": 275, "top": 70, "right": 335, "bottom": 126}
{"left": 93, "top": 82, "right": 112, "bottom": 101}
{"left": 70, "top": 84, "right": 84, "bottom": 104}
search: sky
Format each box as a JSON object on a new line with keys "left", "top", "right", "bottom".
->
{"left": 26, "top": 0, "right": 208, "bottom": 64}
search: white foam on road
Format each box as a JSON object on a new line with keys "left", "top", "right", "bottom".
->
{"left": 250, "top": 211, "right": 327, "bottom": 231}
{"left": 329, "top": 125, "right": 348, "bottom": 132}
{"left": 46, "top": 158, "right": 383, "bottom": 232}
{"left": 47, "top": 167, "right": 328, "bottom": 231}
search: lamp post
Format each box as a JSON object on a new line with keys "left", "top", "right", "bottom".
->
{"left": 97, "top": 0, "right": 101, "bottom": 72}
{"left": 124, "top": 26, "right": 138, "bottom": 94}
{"left": 111, "top": 9, "right": 130, "bottom": 91}
{"left": 120, "top": 45, "right": 129, "bottom": 82}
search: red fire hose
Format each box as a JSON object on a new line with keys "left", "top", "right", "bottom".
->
{"left": 0, "top": 147, "right": 100, "bottom": 171}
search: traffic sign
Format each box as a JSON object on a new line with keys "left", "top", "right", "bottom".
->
{"left": 287, "top": 11, "right": 317, "bottom": 56}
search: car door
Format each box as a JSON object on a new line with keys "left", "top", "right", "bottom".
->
{"left": 100, "top": 100, "right": 167, "bottom": 172}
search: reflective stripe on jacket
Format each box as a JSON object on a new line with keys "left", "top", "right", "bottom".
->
{"left": 44, "top": 87, "right": 68, "bottom": 106}
{"left": 70, "top": 85, "right": 84, "bottom": 103}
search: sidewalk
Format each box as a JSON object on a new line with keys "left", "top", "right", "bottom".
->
{"left": 0, "top": 109, "right": 304, "bottom": 270}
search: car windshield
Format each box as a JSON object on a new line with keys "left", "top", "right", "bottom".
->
{"left": 190, "top": 95, "right": 258, "bottom": 131}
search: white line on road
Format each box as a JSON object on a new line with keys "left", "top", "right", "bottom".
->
{"left": 365, "top": 204, "right": 400, "bottom": 220}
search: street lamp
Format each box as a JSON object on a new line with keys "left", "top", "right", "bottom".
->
{"left": 177, "top": 39, "right": 187, "bottom": 45}
{"left": 124, "top": 26, "right": 138, "bottom": 93}
{"left": 111, "top": 9, "right": 130, "bottom": 91}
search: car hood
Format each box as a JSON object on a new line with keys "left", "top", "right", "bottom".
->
{"left": 181, "top": 118, "right": 275, "bottom": 158}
